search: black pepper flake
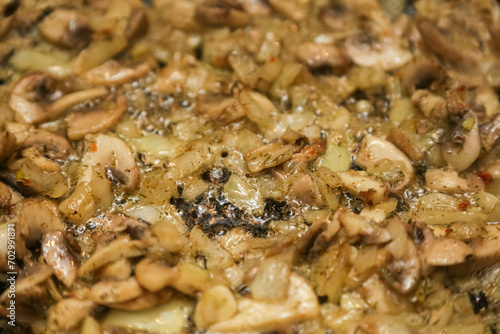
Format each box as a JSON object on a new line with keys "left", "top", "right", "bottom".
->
{"left": 469, "top": 291, "right": 488, "bottom": 313}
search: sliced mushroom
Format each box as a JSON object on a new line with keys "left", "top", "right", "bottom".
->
{"left": 399, "top": 57, "right": 443, "bottom": 94}
{"left": 244, "top": 128, "right": 306, "bottom": 173}
{"left": 416, "top": 18, "right": 477, "bottom": 67}
{"left": 423, "top": 237, "right": 474, "bottom": 266}
{"left": 78, "top": 235, "right": 148, "bottom": 276}
{"left": 0, "top": 182, "right": 11, "bottom": 207}
{"left": 196, "top": 95, "right": 246, "bottom": 124}
{"left": 356, "top": 136, "right": 414, "bottom": 192}
{"left": 479, "top": 114, "right": 500, "bottom": 151}
{"left": 382, "top": 218, "right": 421, "bottom": 294}
{"left": 0, "top": 131, "right": 16, "bottom": 163}
{"left": 267, "top": 0, "right": 307, "bottom": 21}
{"left": 294, "top": 43, "right": 349, "bottom": 71}
{"left": 124, "top": 6, "right": 148, "bottom": 40}
{"left": 338, "top": 170, "right": 388, "bottom": 205}
{"left": 411, "top": 89, "right": 447, "bottom": 121}
{"left": 38, "top": 9, "right": 92, "bottom": 48}
{"left": 90, "top": 277, "right": 144, "bottom": 304}
{"left": 441, "top": 111, "right": 481, "bottom": 172}
{"left": 0, "top": 264, "right": 53, "bottom": 303}
{"left": 0, "top": 0, "right": 19, "bottom": 38}
{"left": 65, "top": 94, "right": 128, "bottom": 141}
{"left": 339, "top": 210, "right": 391, "bottom": 244}
{"left": 83, "top": 60, "right": 151, "bottom": 86}
{"left": 344, "top": 33, "right": 412, "bottom": 71}
{"left": 22, "top": 129, "right": 71, "bottom": 159}
{"left": 97, "top": 257, "right": 132, "bottom": 281}
{"left": 195, "top": 4, "right": 250, "bottom": 28}
{"left": 449, "top": 225, "right": 500, "bottom": 276}
{"left": 425, "top": 168, "right": 484, "bottom": 194}
{"left": 288, "top": 173, "right": 323, "bottom": 207}
{"left": 41, "top": 231, "right": 80, "bottom": 287}
{"left": 47, "top": 298, "right": 96, "bottom": 332}
{"left": 387, "top": 127, "right": 423, "bottom": 163}
{"left": 105, "top": 288, "right": 174, "bottom": 311}
{"left": 208, "top": 273, "right": 320, "bottom": 332}
{"left": 81, "top": 134, "right": 140, "bottom": 191}
{"left": 16, "top": 199, "right": 64, "bottom": 258}
{"left": 135, "top": 258, "right": 178, "bottom": 293}
{"left": 9, "top": 72, "right": 108, "bottom": 124}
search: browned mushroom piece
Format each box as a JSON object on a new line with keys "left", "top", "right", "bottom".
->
{"left": 89, "top": 277, "right": 145, "bottom": 305}
{"left": 479, "top": 114, "right": 500, "bottom": 151}
{"left": 83, "top": 60, "right": 151, "bottom": 87}
{"left": 47, "top": 298, "right": 96, "bottom": 332}
{"left": 41, "top": 231, "right": 81, "bottom": 287}
{"left": 105, "top": 288, "right": 174, "bottom": 311}
{"left": 16, "top": 199, "right": 65, "bottom": 259}
{"left": 0, "top": 131, "right": 16, "bottom": 163}
{"left": 387, "top": 127, "right": 423, "bottom": 163}
{"left": 416, "top": 17, "right": 477, "bottom": 67}
{"left": 411, "top": 89, "right": 448, "bottom": 121}
{"left": 22, "top": 129, "right": 71, "bottom": 159}
{"left": 65, "top": 94, "right": 128, "bottom": 141}
{"left": 339, "top": 211, "right": 391, "bottom": 244}
{"left": 0, "top": 264, "right": 53, "bottom": 303}
{"left": 124, "top": 6, "right": 148, "bottom": 40}
{"left": 441, "top": 111, "right": 481, "bottom": 172}
{"left": 0, "top": 0, "right": 19, "bottom": 38}
{"left": 9, "top": 72, "right": 108, "bottom": 124}
{"left": 382, "top": 218, "right": 421, "bottom": 294}
{"left": 195, "top": 3, "right": 250, "bottom": 28}
{"left": 196, "top": 95, "right": 246, "bottom": 124}
{"left": 398, "top": 57, "right": 443, "bottom": 94}
{"left": 287, "top": 173, "right": 323, "bottom": 207}
{"left": 135, "top": 258, "right": 178, "bottom": 293}
{"left": 423, "top": 237, "right": 474, "bottom": 266}
{"left": 0, "top": 181, "right": 11, "bottom": 207}
{"left": 38, "top": 9, "right": 93, "bottom": 48}
{"left": 294, "top": 43, "right": 349, "bottom": 72}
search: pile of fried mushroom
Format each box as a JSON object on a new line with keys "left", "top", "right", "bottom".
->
{"left": 0, "top": 0, "right": 499, "bottom": 333}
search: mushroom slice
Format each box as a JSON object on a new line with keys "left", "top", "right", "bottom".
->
{"left": 0, "top": 182, "right": 11, "bottom": 207}
{"left": 135, "top": 258, "right": 178, "bottom": 293}
{"left": 344, "top": 33, "right": 412, "bottom": 71}
{"left": 41, "top": 231, "right": 80, "bottom": 287}
{"left": 38, "top": 9, "right": 92, "bottom": 48}
{"left": 288, "top": 173, "right": 323, "bottom": 207}
{"left": 195, "top": 4, "right": 250, "bottom": 28}
{"left": 16, "top": 199, "right": 65, "bottom": 259}
{"left": 78, "top": 235, "right": 148, "bottom": 276}
{"left": 244, "top": 128, "right": 306, "bottom": 173}
{"left": 65, "top": 94, "right": 128, "bottom": 141}
{"left": 425, "top": 168, "right": 484, "bottom": 194}
{"left": 382, "top": 218, "right": 421, "bottom": 294}
{"left": 441, "top": 111, "right": 481, "bottom": 172}
{"left": 0, "top": 264, "right": 53, "bottom": 303}
{"left": 0, "top": 0, "right": 19, "bottom": 37}
{"left": 0, "top": 131, "right": 16, "bottom": 163}
{"left": 411, "top": 89, "right": 447, "bottom": 121}
{"left": 105, "top": 288, "right": 174, "bottom": 311}
{"left": 22, "top": 129, "right": 71, "bottom": 159}
{"left": 196, "top": 95, "right": 246, "bottom": 124}
{"left": 208, "top": 273, "right": 320, "bottom": 333}
{"left": 479, "top": 114, "right": 500, "bottom": 151}
{"left": 294, "top": 43, "right": 349, "bottom": 71}
{"left": 339, "top": 211, "right": 391, "bottom": 244}
{"left": 47, "top": 298, "right": 96, "bottom": 332}
{"left": 89, "top": 277, "right": 144, "bottom": 304}
{"left": 387, "top": 127, "right": 423, "bottom": 163}
{"left": 83, "top": 60, "right": 151, "bottom": 86}
{"left": 423, "top": 237, "right": 474, "bottom": 266}
{"left": 416, "top": 18, "right": 476, "bottom": 66}
{"left": 81, "top": 134, "right": 140, "bottom": 191}
{"left": 9, "top": 72, "right": 108, "bottom": 124}
{"left": 449, "top": 225, "right": 500, "bottom": 276}
{"left": 356, "top": 136, "right": 414, "bottom": 192}
{"left": 398, "top": 57, "right": 443, "bottom": 94}
{"left": 338, "top": 170, "right": 388, "bottom": 205}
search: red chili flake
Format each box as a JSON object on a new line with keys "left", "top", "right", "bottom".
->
{"left": 90, "top": 142, "right": 98, "bottom": 152}
{"left": 477, "top": 171, "right": 493, "bottom": 185}
{"left": 458, "top": 201, "right": 470, "bottom": 211}
{"left": 21, "top": 178, "right": 31, "bottom": 186}
{"left": 269, "top": 56, "right": 276, "bottom": 62}
{"left": 445, "top": 228, "right": 452, "bottom": 235}
{"left": 456, "top": 85, "right": 466, "bottom": 92}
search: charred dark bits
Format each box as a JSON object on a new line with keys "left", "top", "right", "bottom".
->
{"left": 469, "top": 292, "right": 488, "bottom": 314}
{"left": 201, "top": 166, "right": 232, "bottom": 185}
{"left": 260, "top": 198, "right": 296, "bottom": 222}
